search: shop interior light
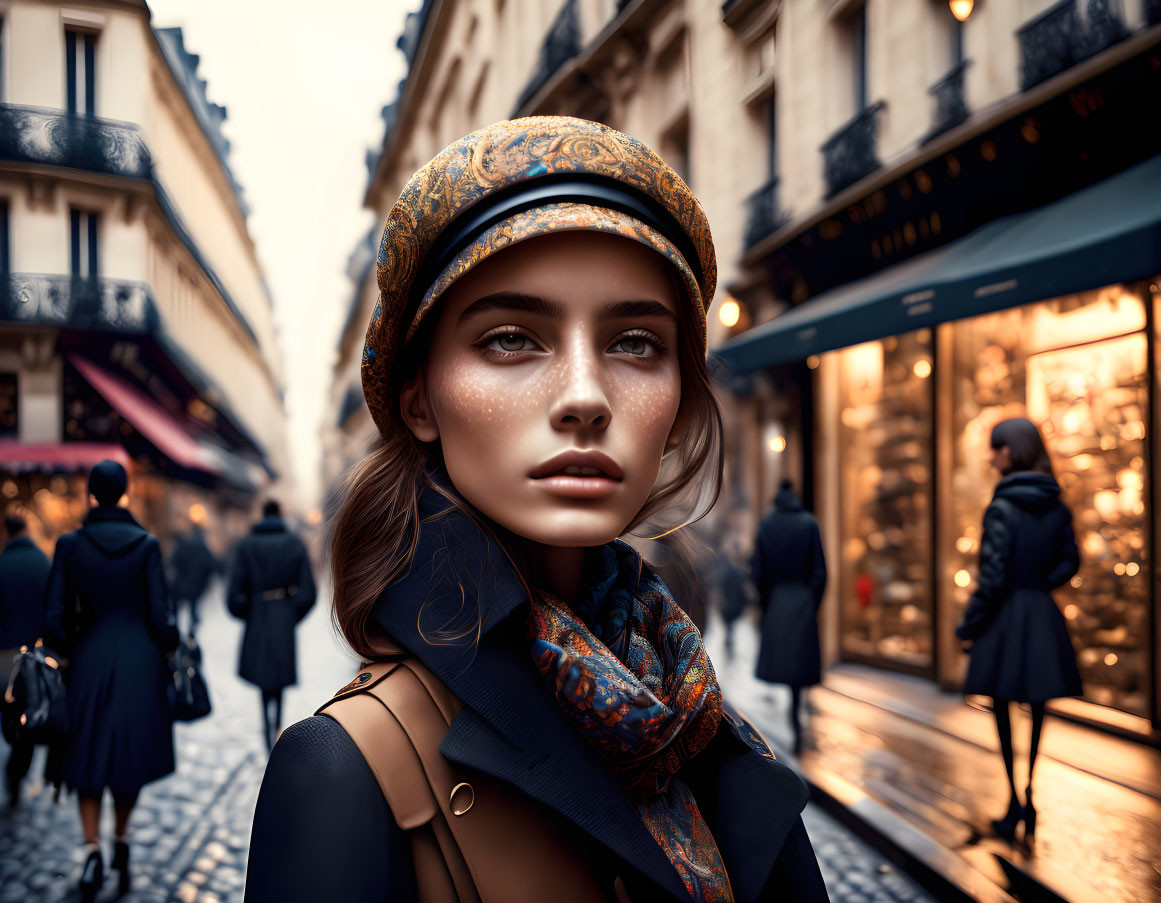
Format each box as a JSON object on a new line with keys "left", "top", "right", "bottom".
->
{"left": 954, "top": 569, "right": 971, "bottom": 587}
{"left": 1064, "top": 604, "right": 1079, "bottom": 619}
{"left": 806, "top": 354, "right": 821, "bottom": 370}
{"left": 913, "top": 359, "right": 932, "bottom": 379}
{"left": 188, "top": 502, "right": 207, "bottom": 524}
{"left": 718, "top": 298, "right": 741, "bottom": 328}
{"left": 1104, "top": 652, "right": 1119, "bottom": 666}
{"left": 768, "top": 435, "right": 787, "bottom": 453}
{"left": 949, "top": 0, "right": 974, "bottom": 22}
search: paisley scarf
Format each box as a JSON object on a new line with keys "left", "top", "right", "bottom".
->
{"left": 527, "top": 542, "right": 733, "bottom": 903}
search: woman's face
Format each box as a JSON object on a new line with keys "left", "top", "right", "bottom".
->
{"left": 401, "top": 231, "right": 684, "bottom": 547}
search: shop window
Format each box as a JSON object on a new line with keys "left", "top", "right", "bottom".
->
{"left": 836, "top": 328, "right": 935, "bottom": 671}
{"left": 0, "top": 373, "right": 17, "bottom": 438}
{"left": 948, "top": 284, "right": 1150, "bottom": 718}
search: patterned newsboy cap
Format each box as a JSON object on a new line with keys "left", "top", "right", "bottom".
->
{"left": 361, "top": 115, "right": 717, "bottom": 438}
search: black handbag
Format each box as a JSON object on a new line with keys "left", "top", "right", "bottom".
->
{"left": 168, "top": 637, "right": 212, "bottom": 722}
{"left": 2, "top": 640, "right": 68, "bottom": 745}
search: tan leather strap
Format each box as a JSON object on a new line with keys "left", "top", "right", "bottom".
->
{"left": 322, "top": 660, "right": 611, "bottom": 903}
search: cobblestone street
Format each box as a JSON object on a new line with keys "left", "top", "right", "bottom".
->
{"left": 0, "top": 578, "right": 356, "bottom": 903}
{"left": 4, "top": 584, "right": 934, "bottom": 903}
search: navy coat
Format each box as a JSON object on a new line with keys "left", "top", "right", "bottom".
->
{"left": 956, "top": 472, "right": 1082, "bottom": 702}
{"left": 227, "top": 517, "right": 316, "bottom": 692}
{"left": 0, "top": 535, "right": 51, "bottom": 650}
{"left": 44, "top": 506, "right": 179, "bottom": 795}
{"left": 245, "top": 495, "right": 827, "bottom": 902}
{"left": 752, "top": 489, "right": 827, "bottom": 687}
{"left": 169, "top": 527, "right": 217, "bottom": 603}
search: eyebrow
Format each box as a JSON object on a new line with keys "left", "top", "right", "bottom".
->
{"left": 459, "top": 292, "right": 677, "bottom": 324}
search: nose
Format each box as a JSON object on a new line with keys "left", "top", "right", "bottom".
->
{"left": 550, "top": 342, "right": 612, "bottom": 433}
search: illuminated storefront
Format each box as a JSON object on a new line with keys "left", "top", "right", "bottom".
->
{"left": 822, "top": 280, "right": 1156, "bottom": 729}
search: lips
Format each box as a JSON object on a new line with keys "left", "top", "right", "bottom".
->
{"left": 530, "top": 450, "right": 624, "bottom": 500}
{"left": 530, "top": 450, "right": 625, "bottom": 481}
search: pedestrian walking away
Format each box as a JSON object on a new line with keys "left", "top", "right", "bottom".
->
{"left": 752, "top": 478, "right": 827, "bottom": 756}
{"left": 227, "top": 499, "right": 317, "bottom": 754}
{"left": 244, "top": 117, "right": 827, "bottom": 903}
{"left": 0, "top": 511, "right": 52, "bottom": 808}
{"left": 168, "top": 519, "right": 218, "bottom": 637}
{"left": 956, "top": 417, "right": 1082, "bottom": 845}
{"left": 43, "top": 459, "right": 179, "bottom": 902}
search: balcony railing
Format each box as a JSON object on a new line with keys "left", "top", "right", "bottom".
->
{"left": 516, "top": 0, "right": 581, "bottom": 112}
{"left": 1018, "top": 0, "right": 1128, "bottom": 92}
{"left": 821, "top": 102, "right": 884, "bottom": 199}
{"left": 743, "top": 177, "right": 789, "bottom": 249}
{"left": 0, "top": 105, "right": 153, "bottom": 181}
{"left": 926, "top": 61, "right": 970, "bottom": 140}
{"left": 2, "top": 274, "right": 161, "bottom": 334}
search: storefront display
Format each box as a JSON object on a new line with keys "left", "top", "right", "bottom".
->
{"left": 947, "top": 284, "right": 1150, "bottom": 717}
{"left": 835, "top": 329, "right": 934, "bottom": 671}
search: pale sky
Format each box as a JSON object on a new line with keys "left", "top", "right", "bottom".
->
{"left": 146, "top": 0, "right": 413, "bottom": 509}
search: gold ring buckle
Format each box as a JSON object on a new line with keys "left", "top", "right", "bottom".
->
{"left": 449, "top": 782, "right": 474, "bottom": 816}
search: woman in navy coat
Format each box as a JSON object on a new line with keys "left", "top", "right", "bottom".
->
{"left": 956, "top": 418, "right": 1081, "bottom": 843}
{"left": 45, "top": 460, "right": 178, "bottom": 900}
{"left": 752, "top": 479, "right": 827, "bottom": 754}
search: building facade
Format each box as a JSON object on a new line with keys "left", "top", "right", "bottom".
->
{"left": 0, "top": 0, "right": 290, "bottom": 550}
{"left": 329, "top": 0, "right": 1161, "bottom": 740}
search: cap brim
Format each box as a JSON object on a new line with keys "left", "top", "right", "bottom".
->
{"left": 405, "top": 202, "right": 706, "bottom": 348}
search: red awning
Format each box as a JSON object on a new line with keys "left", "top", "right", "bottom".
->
{"left": 68, "top": 355, "right": 220, "bottom": 474}
{"left": 0, "top": 442, "right": 131, "bottom": 472}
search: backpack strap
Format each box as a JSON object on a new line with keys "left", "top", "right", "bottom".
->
{"left": 318, "top": 659, "right": 610, "bottom": 903}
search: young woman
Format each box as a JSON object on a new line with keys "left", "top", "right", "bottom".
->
{"left": 245, "top": 117, "right": 827, "bottom": 902}
{"left": 956, "top": 417, "right": 1082, "bottom": 843}
{"left": 45, "top": 460, "right": 179, "bottom": 901}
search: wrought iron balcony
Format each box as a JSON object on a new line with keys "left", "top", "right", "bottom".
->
{"left": 1018, "top": 0, "right": 1128, "bottom": 92}
{"left": 2, "top": 274, "right": 161, "bottom": 334}
{"left": 743, "top": 177, "right": 788, "bottom": 249}
{"left": 821, "top": 102, "right": 884, "bottom": 199}
{"left": 926, "top": 61, "right": 970, "bottom": 141}
{"left": 0, "top": 105, "right": 153, "bottom": 181}
{"left": 516, "top": 0, "right": 581, "bottom": 111}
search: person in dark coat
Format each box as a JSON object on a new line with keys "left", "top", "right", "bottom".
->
{"left": 168, "top": 521, "right": 218, "bottom": 635}
{"left": 752, "top": 479, "right": 827, "bottom": 754}
{"left": 956, "top": 418, "right": 1080, "bottom": 843}
{"left": 0, "top": 512, "right": 51, "bottom": 807}
{"left": 44, "top": 460, "right": 178, "bottom": 901}
{"left": 227, "top": 500, "right": 316, "bottom": 753}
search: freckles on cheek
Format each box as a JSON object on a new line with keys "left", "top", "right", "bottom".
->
{"left": 613, "top": 375, "right": 681, "bottom": 438}
{"left": 430, "top": 361, "right": 554, "bottom": 430}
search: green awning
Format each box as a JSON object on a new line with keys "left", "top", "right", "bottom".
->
{"left": 718, "top": 154, "right": 1161, "bottom": 373}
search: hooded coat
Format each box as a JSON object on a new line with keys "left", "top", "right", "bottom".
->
{"left": 227, "top": 517, "right": 316, "bottom": 692}
{"left": 0, "top": 535, "right": 51, "bottom": 650}
{"left": 44, "top": 506, "right": 179, "bottom": 795}
{"left": 956, "top": 472, "right": 1082, "bottom": 702}
{"left": 751, "top": 489, "right": 827, "bottom": 687}
{"left": 244, "top": 493, "right": 827, "bottom": 902}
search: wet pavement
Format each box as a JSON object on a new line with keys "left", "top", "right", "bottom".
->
{"left": 706, "top": 613, "right": 1161, "bottom": 903}
{"left": 0, "top": 577, "right": 356, "bottom": 903}
{"left": 4, "top": 578, "right": 967, "bottom": 903}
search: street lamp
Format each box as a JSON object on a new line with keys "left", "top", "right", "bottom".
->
{"left": 949, "top": 0, "right": 974, "bottom": 21}
{"left": 718, "top": 298, "right": 741, "bottom": 328}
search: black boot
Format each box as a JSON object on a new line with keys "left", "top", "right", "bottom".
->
{"left": 112, "top": 839, "right": 131, "bottom": 894}
{"left": 990, "top": 795, "right": 1023, "bottom": 842}
{"left": 79, "top": 845, "right": 104, "bottom": 903}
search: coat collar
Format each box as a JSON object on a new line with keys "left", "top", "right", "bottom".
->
{"left": 83, "top": 504, "right": 142, "bottom": 527}
{"left": 3, "top": 535, "right": 35, "bottom": 553}
{"left": 373, "top": 491, "right": 808, "bottom": 901}
{"left": 252, "top": 516, "right": 287, "bottom": 534}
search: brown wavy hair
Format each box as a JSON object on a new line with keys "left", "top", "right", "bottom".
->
{"left": 329, "top": 285, "right": 723, "bottom": 662}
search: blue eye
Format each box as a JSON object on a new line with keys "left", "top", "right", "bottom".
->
{"left": 610, "top": 335, "right": 658, "bottom": 357}
{"left": 489, "top": 333, "right": 531, "bottom": 352}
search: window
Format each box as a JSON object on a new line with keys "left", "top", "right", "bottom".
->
{"left": 852, "top": 3, "right": 868, "bottom": 113}
{"left": 65, "top": 30, "right": 97, "bottom": 115}
{"left": 70, "top": 208, "right": 99, "bottom": 279}
{"left": 766, "top": 95, "right": 778, "bottom": 180}
{"left": 0, "top": 373, "right": 16, "bottom": 439}
{"left": 0, "top": 200, "right": 8, "bottom": 275}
